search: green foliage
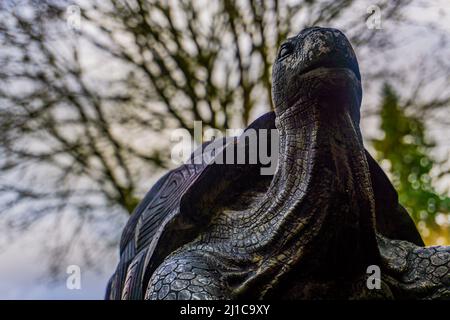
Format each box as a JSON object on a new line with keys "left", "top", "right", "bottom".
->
{"left": 372, "top": 83, "right": 450, "bottom": 228}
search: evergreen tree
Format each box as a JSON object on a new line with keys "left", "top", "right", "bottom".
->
{"left": 372, "top": 84, "right": 449, "bottom": 243}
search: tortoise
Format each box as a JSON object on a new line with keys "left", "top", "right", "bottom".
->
{"left": 106, "top": 27, "right": 450, "bottom": 300}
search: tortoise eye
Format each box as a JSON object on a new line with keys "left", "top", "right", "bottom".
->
{"left": 278, "top": 42, "right": 293, "bottom": 60}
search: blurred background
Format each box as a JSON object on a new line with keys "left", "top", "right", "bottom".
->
{"left": 0, "top": 0, "right": 449, "bottom": 299}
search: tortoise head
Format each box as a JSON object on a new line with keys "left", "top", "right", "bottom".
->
{"left": 272, "top": 27, "right": 362, "bottom": 124}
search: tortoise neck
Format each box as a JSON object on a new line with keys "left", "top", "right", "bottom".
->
{"left": 231, "top": 95, "right": 380, "bottom": 297}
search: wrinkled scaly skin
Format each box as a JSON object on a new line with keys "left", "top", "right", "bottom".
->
{"left": 106, "top": 27, "right": 450, "bottom": 300}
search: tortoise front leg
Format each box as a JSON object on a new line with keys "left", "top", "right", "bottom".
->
{"left": 145, "top": 252, "right": 230, "bottom": 300}
{"left": 378, "top": 234, "right": 450, "bottom": 299}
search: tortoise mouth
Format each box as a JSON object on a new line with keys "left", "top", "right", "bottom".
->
{"left": 298, "top": 57, "right": 361, "bottom": 81}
